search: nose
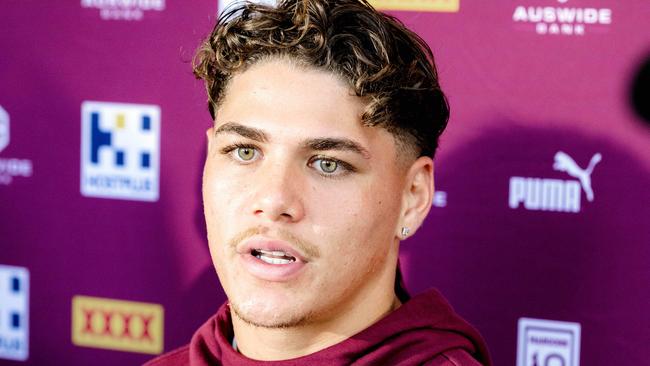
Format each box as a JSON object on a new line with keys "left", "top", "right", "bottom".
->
{"left": 250, "top": 160, "right": 305, "bottom": 223}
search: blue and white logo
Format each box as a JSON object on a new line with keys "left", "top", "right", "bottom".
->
{"left": 0, "top": 265, "right": 29, "bottom": 361}
{"left": 517, "top": 317, "right": 581, "bottom": 366}
{"left": 81, "top": 101, "right": 160, "bottom": 201}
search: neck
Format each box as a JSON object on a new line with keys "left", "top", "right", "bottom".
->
{"left": 231, "top": 279, "right": 401, "bottom": 361}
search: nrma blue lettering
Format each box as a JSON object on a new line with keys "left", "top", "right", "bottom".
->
{"left": 0, "top": 337, "right": 22, "bottom": 351}
{"left": 88, "top": 175, "right": 152, "bottom": 191}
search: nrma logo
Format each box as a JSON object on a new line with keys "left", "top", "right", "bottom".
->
{"left": 81, "top": 101, "right": 160, "bottom": 201}
{"left": 509, "top": 151, "right": 601, "bottom": 213}
{"left": 0, "top": 265, "right": 29, "bottom": 362}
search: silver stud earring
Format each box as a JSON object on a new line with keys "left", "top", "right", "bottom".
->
{"left": 401, "top": 227, "right": 410, "bottom": 238}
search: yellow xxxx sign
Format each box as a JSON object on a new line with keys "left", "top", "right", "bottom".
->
{"left": 71, "top": 295, "right": 164, "bottom": 355}
{"left": 368, "top": 0, "right": 460, "bottom": 12}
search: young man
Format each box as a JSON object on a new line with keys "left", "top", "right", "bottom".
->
{"left": 147, "top": 0, "right": 491, "bottom": 364}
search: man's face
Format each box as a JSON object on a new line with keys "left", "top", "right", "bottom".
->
{"left": 203, "top": 58, "right": 408, "bottom": 328}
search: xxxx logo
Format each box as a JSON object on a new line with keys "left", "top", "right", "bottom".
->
{"left": 72, "top": 296, "right": 163, "bottom": 354}
{"left": 80, "top": 308, "right": 155, "bottom": 341}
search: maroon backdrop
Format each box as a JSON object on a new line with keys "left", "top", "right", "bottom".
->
{"left": 1, "top": 0, "right": 648, "bottom": 365}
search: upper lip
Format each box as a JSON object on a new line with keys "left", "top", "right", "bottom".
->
{"left": 238, "top": 237, "right": 308, "bottom": 263}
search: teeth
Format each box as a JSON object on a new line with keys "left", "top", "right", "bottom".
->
{"left": 257, "top": 254, "right": 293, "bottom": 265}
{"left": 258, "top": 249, "right": 288, "bottom": 257}
{"left": 251, "top": 248, "right": 296, "bottom": 264}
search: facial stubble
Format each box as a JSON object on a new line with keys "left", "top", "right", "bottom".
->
{"left": 225, "top": 226, "right": 321, "bottom": 329}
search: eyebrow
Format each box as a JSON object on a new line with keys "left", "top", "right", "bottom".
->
{"left": 214, "top": 122, "right": 268, "bottom": 142}
{"left": 214, "top": 122, "right": 370, "bottom": 159}
{"left": 302, "top": 138, "right": 370, "bottom": 159}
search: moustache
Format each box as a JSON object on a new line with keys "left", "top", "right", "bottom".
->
{"left": 227, "top": 226, "right": 321, "bottom": 260}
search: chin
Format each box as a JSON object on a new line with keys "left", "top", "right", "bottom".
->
{"left": 229, "top": 291, "right": 315, "bottom": 329}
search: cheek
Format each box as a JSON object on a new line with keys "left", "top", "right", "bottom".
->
{"left": 203, "top": 163, "right": 251, "bottom": 262}
{"left": 314, "top": 180, "right": 400, "bottom": 259}
{"left": 203, "top": 161, "right": 251, "bottom": 220}
{"left": 359, "top": 179, "right": 402, "bottom": 231}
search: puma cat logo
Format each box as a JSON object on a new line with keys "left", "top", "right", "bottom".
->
{"left": 509, "top": 151, "right": 602, "bottom": 213}
{"left": 553, "top": 151, "right": 602, "bottom": 202}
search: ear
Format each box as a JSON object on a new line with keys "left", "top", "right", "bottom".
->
{"left": 206, "top": 127, "right": 215, "bottom": 151}
{"left": 398, "top": 156, "right": 434, "bottom": 240}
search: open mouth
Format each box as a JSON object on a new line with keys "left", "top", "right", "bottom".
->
{"left": 251, "top": 249, "right": 297, "bottom": 265}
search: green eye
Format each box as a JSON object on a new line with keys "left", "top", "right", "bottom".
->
{"left": 319, "top": 159, "right": 338, "bottom": 173}
{"left": 237, "top": 147, "right": 255, "bottom": 161}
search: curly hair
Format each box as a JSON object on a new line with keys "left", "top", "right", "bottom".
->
{"left": 193, "top": 0, "right": 449, "bottom": 158}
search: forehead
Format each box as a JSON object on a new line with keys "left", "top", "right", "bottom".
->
{"left": 215, "top": 59, "right": 396, "bottom": 153}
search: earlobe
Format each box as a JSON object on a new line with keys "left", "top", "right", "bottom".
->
{"left": 400, "top": 226, "right": 411, "bottom": 239}
{"left": 398, "top": 157, "right": 434, "bottom": 239}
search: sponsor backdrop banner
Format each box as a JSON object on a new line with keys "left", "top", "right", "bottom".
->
{"left": 1, "top": 0, "right": 648, "bottom": 365}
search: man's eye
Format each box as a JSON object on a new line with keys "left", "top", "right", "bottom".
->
{"left": 236, "top": 147, "right": 256, "bottom": 161}
{"left": 319, "top": 159, "right": 338, "bottom": 173}
{"left": 311, "top": 157, "right": 355, "bottom": 176}
{"left": 220, "top": 144, "right": 260, "bottom": 162}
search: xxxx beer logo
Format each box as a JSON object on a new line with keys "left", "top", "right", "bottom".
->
{"left": 71, "top": 296, "right": 163, "bottom": 354}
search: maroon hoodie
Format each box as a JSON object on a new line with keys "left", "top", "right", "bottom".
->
{"left": 145, "top": 289, "right": 491, "bottom": 365}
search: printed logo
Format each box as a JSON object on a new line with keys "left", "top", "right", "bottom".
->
{"left": 0, "top": 265, "right": 29, "bottom": 361}
{"left": 433, "top": 191, "right": 447, "bottom": 208}
{"left": 517, "top": 317, "right": 581, "bottom": 366}
{"left": 81, "top": 0, "right": 165, "bottom": 21}
{"left": 219, "top": 0, "right": 459, "bottom": 13}
{"left": 72, "top": 296, "right": 164, "bottom": 354}
{"left": 512, "top": 0, "right": 612, "bottom": 36}
{"left": 80, "top": 101, "right": 160, "bottom": 201}
{"left": 0, "top": 106, "right": 34, "bottom": 186}
{"left": 368, "top": 0, "right": 459, "bottom": 12}
{"left": 0, "top": 106, "right": 8, "bottom": 154}
{"left": 220, "top": 0, "right": 277, "bottom": 13}
{"left": 509, "top": 151, "right": 601, "bottom": 213}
